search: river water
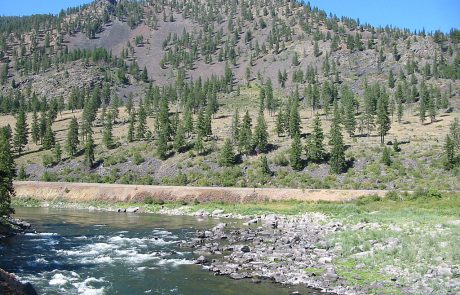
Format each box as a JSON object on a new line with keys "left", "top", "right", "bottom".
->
{"left": 1, "top": 207, "right": 318, "bottom": 295}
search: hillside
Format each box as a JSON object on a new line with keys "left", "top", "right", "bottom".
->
{"left": 0, "top": 0, "right": 459, "bottom": 191}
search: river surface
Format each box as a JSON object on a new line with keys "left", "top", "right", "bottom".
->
{"left": 1, "top": 207, "right": 318, "bottom": 295}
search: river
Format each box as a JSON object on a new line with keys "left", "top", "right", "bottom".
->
{"left": 0, "top": 207, "right": 319, "bottom": 295}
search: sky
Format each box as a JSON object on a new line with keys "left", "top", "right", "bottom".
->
{"left": 307, "top": 0, "right": 459, "bottom": 33}
{"left": 0, "top": 0, "right": 458, "bottom": 33}
{"left": 0, "top": 0, "right": 93, "bottom": 16}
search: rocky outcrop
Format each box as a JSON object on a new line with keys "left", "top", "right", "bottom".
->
{"left": 0, "top": 268, "right": 37, "bottom": 295}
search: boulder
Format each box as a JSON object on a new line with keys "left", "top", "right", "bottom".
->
{"left": 126, "top": 207, "right": 140, "bottom": 213}
{"left": 240, "top": 245, "right": 251, "bottom": 253}
{"left": 194, "top": 256, "right": 207, "bottom": 264}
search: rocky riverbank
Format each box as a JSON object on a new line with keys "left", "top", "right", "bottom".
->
{"left": 182, "top": 213, "right": 361, "bottom": 295}
{"left": 0, "top": 217, "right": 31, "bottom": 239}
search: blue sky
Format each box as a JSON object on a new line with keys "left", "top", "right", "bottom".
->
{"left": 308, "top": 0, "right": 459, "bottom": 33}
{"left": 0, "top": 0, "right": 93, "bottom": 16}
{"left": 0, "top": 0, "right": 458, "bottom": 33}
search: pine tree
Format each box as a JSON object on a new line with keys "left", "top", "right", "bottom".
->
{"left": 381, "top": 147, "right": 392, "bottom": 166}
{"left": 173, "top": 119, "right": 186, "bottom": 152}
{"left": 157, "top": 129, "right": 168, "bottom": 160}
{"left": 196, "top": 110, "right": 206, "bottom": 138}
{"left": 290, "top": 134, "right": 303, "bottom": 171}
{"left": 445, "top": 135, "right": 456, "bottom": 169}
{"left": 329, "top": 106, "right": 346, "bottom": 174}
{"left": 219, "top": 139, "right": 236, "bottom": 167}
{"left": 127, "top": 111, "right": 135, "bottom": 142}
{"left": 31, "top": 111, "right": 40, "bottom": 144}
{"left": 0, "top": 63, "right": 8, "bottom": 85}
{"left": 103, "top": 112, "right": 114, "bottom": 148}
{"left": 307, "top": 114, "right": 325, "bottom": 162}
{"left": 428, "top": 95, "right": 437, "bottom": 123}
{"left": 204, "top": 108, "right": 213, "bottom": 138}
{"left": 194, "top": 133, "right": 204, "bottom": 155}
{"left": 84, "top": 132, "right": 95, "bottom": 168}
{"left": 419, "top": 86, "right": 428, "bottom": 124}
{"left": 391, "top": 139, "right": 399, "bottom": 153}
{"left": 18, "top": 165, "right": 27, "bottom": 180}
{"left": 231, "top": 109, "right": 240, "bottom": 143}
{"left": 259, "top": 155, "right": 271, "bottom": 176}
{"left": 258, "top": 87, "right": 266, "bottom": 113}
{"left": 157, "top": 98, "right": 171, "bottom": 139}
{"left": 289, "top": 99, "right": 301, "bottom": 138}
{"left": 397, "top": 98, "right": 404, "bottom": 123}
{"left": 253, "top": 111, "right": 269, "bottom": 153}
{"left": 136, "top": 103, "right": 147, "bottom": 140}
{"left": 265, "top": 79, "right": 275, "bottom": 115}
{"left": 314, "top": 41, "right": 321, "bottom": 57}
{"left": 341, "top": 86, "right": 356, "bottom": 137}
{"left": 142, "top": 66, "right": 149, "bottom": 82}
{"left": 43, "top": 120, "right": 55, "bottom": 150}
{"left": 376, "top": 95, "right": 391, "bottom": 144}
{"left": 13, "top": 108, "right": 28, "bottom": 155}
{"left": 66, "top": 117, "right": 79, "bottom": 157}
{"left": 183, "top": 109, "right": 194, "bottom": 138}
{"left": 238, "top": 111, "right": 253, "bottom": 154}
{"left": 126, "top": 94, "right": 134, "bottom": 115}
{"left": 54, "top": 142, "right": 62, "bottom": 163}
{"left": 0, "top": 132, "right": 15, "bottom": 216}
{"left": 39, "top": 112, "right": 47, "bottom": 143}
{"left": 275, "top": 109, "right": 285, "bottom": 137}
{"left": 388, "top": 69, "right": 395, "bottom": 88}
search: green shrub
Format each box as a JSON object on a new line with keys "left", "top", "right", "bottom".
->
{"left": 133, "top": 152, "right": 144, "bottom": 165}
{"left": 41, "top": 171, "right": 58, "bottom": 182}
{"left": 355, "top": 194, "right": 382, "bottom": 205}
{"left": 385, "top": 191, "right": 401, "bottom": 201}
{"left": 42, "top": 153, "right": 55, "bottom": 167}
{"left": 273, "top": 152, "right": 289, "bottom": 166}
{"left": 105, "top": 154, "right": 127, "bottom": 166}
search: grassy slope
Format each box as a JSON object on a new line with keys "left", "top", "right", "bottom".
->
{"left": 3, "top": 83, "right": 459, "bottom": 191}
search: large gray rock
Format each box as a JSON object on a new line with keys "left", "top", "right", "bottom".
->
{"left": 126, "top": 207, "right": 140, "bottom": 213}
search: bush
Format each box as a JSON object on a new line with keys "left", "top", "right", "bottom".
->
{"left": 385, "top": 191, "right": 401, "bottom": 201}
{"left": 381, "top": 147, "right": 392, "bottom": 166}
{"left": 132, "top": 152, "right": 144, "bottom": 165}
{"left": 355, "top": 194, "right": 382, "bottom": 205}
{"left": 411, "top": 188, "right": 443, "bottom": 200}
{"left": 41, "top": 171, "right": 58, "bottom": 182}
{"left": 273, "top": 152, "right": 289, "bottom": 166}
{"left": 42, "top": 153, "right": 55, "bottom": 167}
{"left": 105, "top": 154, "right": 127, "bottom": 166}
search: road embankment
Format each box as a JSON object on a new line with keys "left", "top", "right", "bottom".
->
{"left": 13, "top": 181, "right": 386, "bottom": 203}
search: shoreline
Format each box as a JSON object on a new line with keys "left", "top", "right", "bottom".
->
{"left": 12, "top": 192, "right": 460, "bottom": 295}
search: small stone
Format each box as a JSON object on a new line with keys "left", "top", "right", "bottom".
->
{"left": 230, "top": 273, "right": 245, "bottom": 280}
